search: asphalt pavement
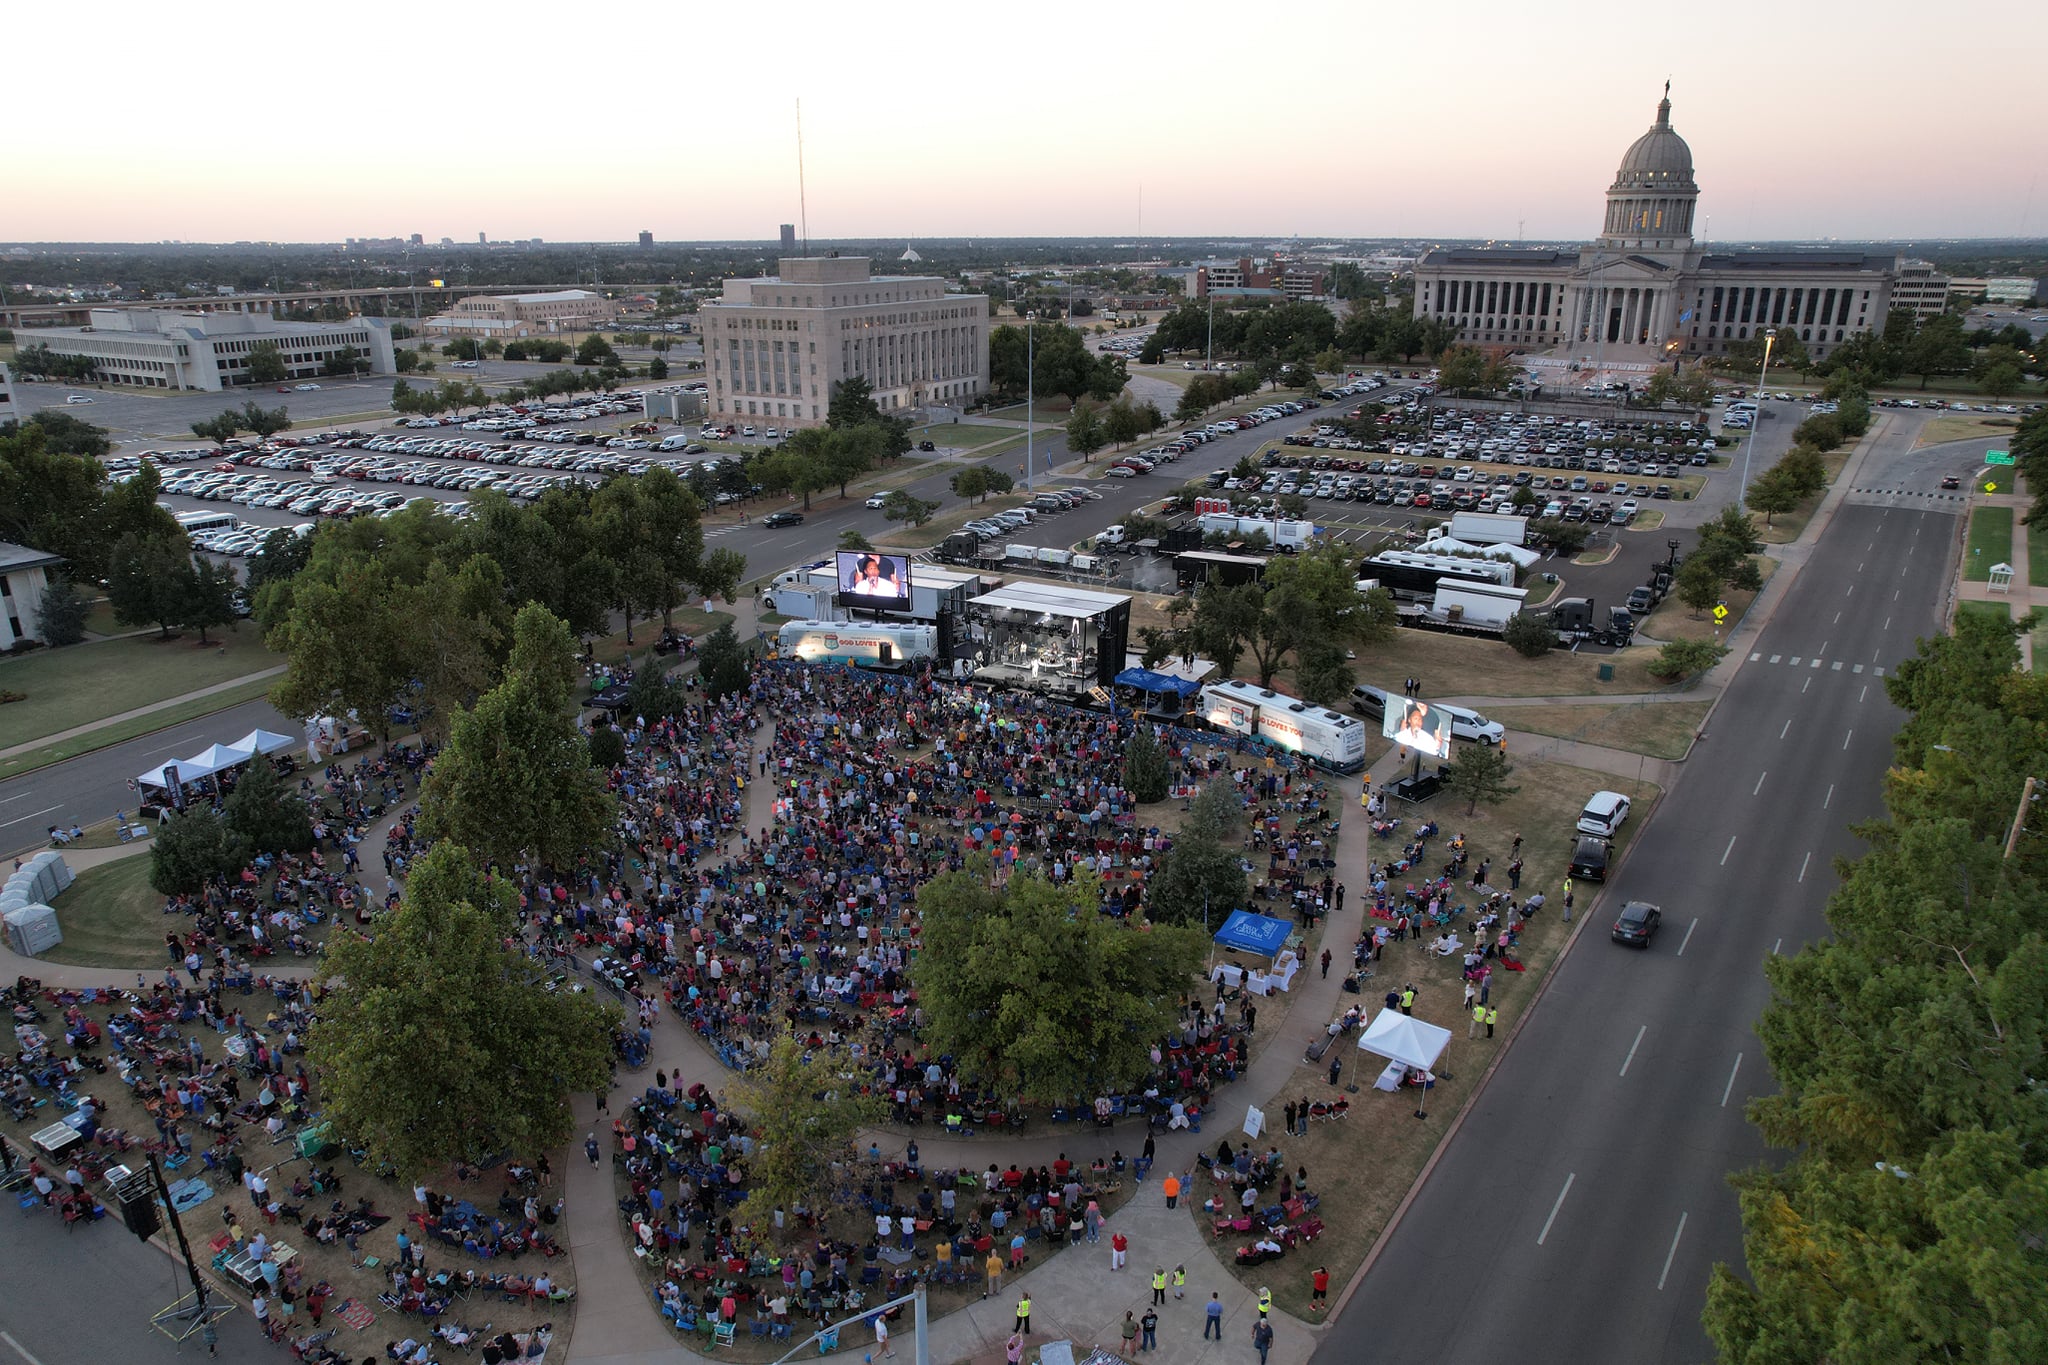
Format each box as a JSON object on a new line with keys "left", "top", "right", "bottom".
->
{"left": 1317, "top": 427, "right": 1961, "bottom": 1363}
{"left": 0, "top": 696, "right": 297, "bottom": 854}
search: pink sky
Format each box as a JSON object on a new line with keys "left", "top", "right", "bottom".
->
{"left": 10, "top": 1, "right": 2042, "bottom": 244}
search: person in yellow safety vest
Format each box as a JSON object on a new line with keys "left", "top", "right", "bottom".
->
{"left": 1172, "top": 1265, "right": 1186, "bottom": 1299}
{"left": 1486, "top": 1006, "right": 1499, "bottom": 1038}
{"left": 1258, "top": 1285, "right": 1273, "bottom": 1319}
{"left": 1151, "top": 1268, "right": 1167, "bottom": 1306}
{"left": 1400, "top": 986, "right": 1416, "bottom": 1015}
{"left": 1470, "top": 1001, "right": 1486, "bottom": 1039}
{"left": 1015, "top": 1295, "right": 1032, "bottom": 1334}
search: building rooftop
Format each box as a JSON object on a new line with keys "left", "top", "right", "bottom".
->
{"left": 0, "top": 541, "right": 65, "bottom": 574}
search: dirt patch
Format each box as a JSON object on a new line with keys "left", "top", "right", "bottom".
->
{"left": 1637, "top": 557, "right": 1779, "bottom": 643}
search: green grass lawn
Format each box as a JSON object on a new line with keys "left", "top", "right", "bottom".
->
{"left": 0, "top": 675, "right": 282, "bottom": 785}
{"left": 1486, "top": 699, "right": 1713, "bottom": 759}
{"left": 1964, "top": 506, "right": 2015, "bottom": 581}
{"left": 919, "top": 422, "right": 1019, "bottom": 450}
{"left": 2030, "top": 519, "right": 2048, "bottom": 592}
{"left": 1957, "top": 599, "right": 2014, "bottom": 625}
{"left": 42, "top": 855, "right": 165, "bottom": 968}
{"left": 0, "top": 625, "right": 282, "bottom": 748}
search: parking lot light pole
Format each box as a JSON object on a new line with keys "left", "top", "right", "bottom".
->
{"left": 1738, "top": 327, "right": 1776, "bottom": 500}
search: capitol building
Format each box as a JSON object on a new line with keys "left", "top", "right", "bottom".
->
{"left": 1412, "top": 90, "right": 1915, "bottom": 365}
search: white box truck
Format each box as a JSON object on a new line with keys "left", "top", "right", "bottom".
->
{"left": 776, "top": 620, "right": 938, "bottom": 669}
{"left": 1195, "top": 514, "right": 1317, "bottom": 552}
{"left": 1448, "top": 510, "right": 1529, "bottom": 546}
{"left": 1035, "top": 546, "right": 1073, "bottom": 568}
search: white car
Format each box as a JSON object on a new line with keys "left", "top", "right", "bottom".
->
{"left": 65, "top": 393, "right": 95, "bottom": 404}
{"left": 1576, "top": 789, "right": 1632, "bottom": 836}
{"left": 864, "top": 494, "right": 890, "bottom": 509}
{"left": 294, "top": 383, "right": 321, "bottom": 391}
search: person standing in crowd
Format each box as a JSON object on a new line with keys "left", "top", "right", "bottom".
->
{"left": 1204, "top": 1293, "right": 1225, "bottom": 1340}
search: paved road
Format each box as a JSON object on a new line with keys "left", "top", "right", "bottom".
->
{"left": 0, "top": 1188, "right": 271, "bottom": 1365}
{"left": 0, "top": 696, "right": 296, "bottom": 854}
{"left": 1319, "top": 467, "right": 1961, "bottom": 1357}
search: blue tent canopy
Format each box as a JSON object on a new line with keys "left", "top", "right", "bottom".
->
{"left": 1213, "top": 909, "right": 1292, "bottom": 958}
{"left": 1115, "top": 667, "right": 1203, "bottom": 698}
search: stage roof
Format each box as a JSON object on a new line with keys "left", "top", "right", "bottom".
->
{"left": 969, "top": 581, "right": 1129, "bottom": 619}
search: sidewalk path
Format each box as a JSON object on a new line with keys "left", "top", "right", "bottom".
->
{"left": 0, "top": 665, "right": 287, "bottom": 761}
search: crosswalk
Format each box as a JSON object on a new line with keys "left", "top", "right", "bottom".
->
{"left": 704, "top": 524, "right": 748, "bottom": 539}
{"left": 1845, "top": 486, "right": 1969, "bottom": 509}
{"left": 1749, "top": 652, "right": 1885, "bottom": 677}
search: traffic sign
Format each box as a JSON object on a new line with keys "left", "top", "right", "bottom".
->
{"left": 1712, "top": 604, "right": 1729, "bottom": 622}
{"left": 1987, "top": 450, "right": 2013, "bottom": 465}
{"left": 1985, "top": 481, "right": 1999, "bottom": 494}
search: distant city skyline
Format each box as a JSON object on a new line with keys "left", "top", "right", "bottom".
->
{"left": 12, "top": 1, "right": 2042, "bottom": 245}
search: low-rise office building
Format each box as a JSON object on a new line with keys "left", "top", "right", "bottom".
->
{"left": 0, "top": 542, "right": 63, "bottom": 649}
{"left": 700, "top": 257, "right": 989, "bottom": 430}
{"left": 421, "top": 289, "right": 618, "bottom": 338}
{"left": 20, "top": 310, "right": 396, "bottom": 391}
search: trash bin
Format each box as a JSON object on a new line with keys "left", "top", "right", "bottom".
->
{"left": 1597, "top": 663, "right": 1615, "bottom": 681}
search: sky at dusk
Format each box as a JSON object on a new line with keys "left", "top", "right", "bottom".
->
{"left": 12, "top": 0, "right": 2044, "bottom": 245}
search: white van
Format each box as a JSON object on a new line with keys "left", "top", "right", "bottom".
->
{"left": 1433, "top": 702, "right": 1505, "bottom": 745}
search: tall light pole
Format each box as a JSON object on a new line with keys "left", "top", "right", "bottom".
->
{"left": 1025, "top": 317, "right": 1034, "bottom": 491}
{"left": 1738, "top": 326, "right": 1777, "bottom": 500}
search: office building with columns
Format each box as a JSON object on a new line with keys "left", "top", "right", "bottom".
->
{"left": 1413, "top": 91, "right": 1902, "bottom": 365}
{"left": 700, "top": 257, "right": 989, "bottom": 429}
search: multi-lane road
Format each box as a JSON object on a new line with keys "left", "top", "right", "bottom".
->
{"left": 1318, "top": 419, "right": 1976, "bottom": 1364}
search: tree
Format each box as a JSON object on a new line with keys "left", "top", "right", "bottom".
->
{"left": 1528, "top": 518, "right": 1590, "bottom": 556}
{"left": 763, "top": 430, "right": 837, "bottom": 510}
{"left": 106, "top": 530, "right": 197, "bottom": 636}
{"left": 1101, "top": 396, "right": 1145, "bottom": 450}
{"left": 912, "top": 866, "right": 1207, "bottom": 1102}
{"left": 181, "top": 555, "right": 239, "bottom": 644}
{"left": 574, "top": 335, "right": 618, "bottom": 367}
{"left": 1144, "top": 779, "right": 1250, "bottom": 928}
{"left": 1064, "top": 400, "right": 1107, "bottom": 461}
{"left": 882, "top": 491, "right": 939, "bottom": 528}
{"left": 1443, "top": 741, "right": 1519, "bottom": 816}
{"left": 267, "top": 558, "right": 411, "bottom": 735}
{"left": 1791, "top": 413, "right": 1844, "bottom": 452}
{"left": 0, "top": 423, "right": 121, "bottom": 582}
{"left": 647, "top": 355, "right": 668, "bottom": 380}
{"left": 1121, "top": 725, "right": 1171, "bottom": 803}
{"left": 149, "top": 809, "right": 253, "bottom": 895}
{"left": 307, "top": 842, "right": 618, "bottom": 1177}
{"left": 696, "top": 621, "right": 751, "bottom": 702}
{"left": 0, "top": 410, "right": 112, "bottom": 459}
{"left": 1502, "top": 611, "right": 1557, "bottom": 659}
{"left": 1645, "top": 637, "right": 1727, "bottom": 681}
{"left": 420, "top": 604, "right": 615, "bottom": 871}
{"left": 1744, "top": 464, "right": 1802, "bottom": 527}
{"left": 587, "top": 722, "right": 626, "bottom": 770}
{"left": 321, "top": 346, "right": 369, "bottom": 378}
{"left": 1979, "top": 360, "right": 2025, "bottom": 399}
{"left": 222, "top": 756, "right": 313, "bottom": 855}
{"left": 827, "top": 375, "right": 886, "bottom": 429}
{"left": 191, "top": 413, "right": 242, "bottom": 447}
{"left": 246, "top": 341, "right": 287, "bottom": 384}
{"left": 950, "top": 467, "right": 992, "bottom": 503}
{"left": 35, "top": 577, "right": 91, "bottom": 646}
{"left": 837, "top": 529, "right": 873, "bottom": 552}
{"left": 1675, "top": 554, "right": 1724, "bottom": 616}
{"left": 727, "top": 1036, "right": 885, "bottom": 1249}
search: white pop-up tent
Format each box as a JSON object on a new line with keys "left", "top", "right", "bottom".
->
{"left": 230, "top": 728, "right": 297, "bottom": 757}
{"left": 135, "top": 741, "right": 257, "bottom": 791}
{"left": 1357, "top": 1009, "right": 1455, "bottom": 1116}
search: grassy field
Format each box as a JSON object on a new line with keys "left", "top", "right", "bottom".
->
{"left": 1486, "top": 699, "right": 1712, "bottom": 759}
{"left": 587, "top": 605, "right": 737, "bottom": 668}
{"left": 1964, "top": 506, "right": 2015, "bottom": 581}
{"left": 2030, "top": 517, "right": 2048, "bottom": 592}
{"left": 0, "top": 675, "right": 281, "bottom": 786}
{"left": 1639, "top": 557, "right": 1779, "bottom": 644}
{"left": 0, "top": 626, "right": 281, "bottom": 748}
{"left": 1355, "top": 629, "right": 1672, "bottom": 699}
{"left": 1915, "top": 414, "right": 2021, "bottom": 448}
{"left": 875, "top": 494, "right": 1030, "bottom": 549}
{"left": 1627, "top": 509, "right": 1667, "bottom": 531}
{"left": 922, "top": 421, "right": 1022, "bottom": 450}
{"left": 42, "top": 854, "right": 165, "bottom": 967}
{"left": 1980, "top": 465, "right": 2015, "bottom": 495}
{"left": 1208, "top": 756, "right": 1663, "bottom": 1319}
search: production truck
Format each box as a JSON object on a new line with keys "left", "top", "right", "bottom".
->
{"left": 1447, "top": 510, "right": 1529, "bottom": 546}
{"left": 1197, "top": 678, "right": 1368, "bottom": 773}
{"left": 1360, "top": 549, "right": 1517, "bottom": 601}
{"left": 1194, "top": 513, "right": 1317, "bottom": 553}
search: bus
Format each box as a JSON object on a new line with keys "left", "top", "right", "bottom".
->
{"left": 775, "top": 620, "right": 939, "bottom": 670}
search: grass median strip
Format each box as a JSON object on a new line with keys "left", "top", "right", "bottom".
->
{"left": 1964, "top": 506, "right": 2014, "bottom": 581}
{"left": 0, "top": 626, "right": 280, "bottom": 742}
{"left": 0, "top": 675, "right": 281, "bottom": 783}
{"left": 1487, "top": 699, "right": 1711, "bottom": 759}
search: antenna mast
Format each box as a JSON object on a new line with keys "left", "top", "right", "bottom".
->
{"left": 797, "top": 99, "right": 810, "bottom": 255}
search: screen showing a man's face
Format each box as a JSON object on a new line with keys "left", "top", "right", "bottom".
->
{"left": 1384, "top": 699, "right": 1452, "bottom": 759}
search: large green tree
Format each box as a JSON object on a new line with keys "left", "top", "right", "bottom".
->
{"left": 727, "top": 1036, "right": 885, "bottom": 1248}
{"left": 420, "top": 604, "right": 615, "bottom": 872}
{"left": 1143, "top": 778, "right": 1250, "bottom": 929}
{"left": 149, "top": 808, "right": 253, "bottom": 895}
{"left": 912, "top": 866, "right": 1207, "bottom": 1102}
{"left": 222, "top": 756, "right": 314, "bottom": 855}
{"left": 307, "top": 842, "right": 618, "bottom": 1177}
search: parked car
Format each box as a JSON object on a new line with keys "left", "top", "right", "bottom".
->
{"left": 1576, "top": 790, "right": 1632, "bottom": 837}
{"left": 1569, "top": 835, "right": 1612, "bottom": 882}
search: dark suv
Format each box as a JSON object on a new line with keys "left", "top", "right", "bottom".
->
{"left": 1569, "top": 835, "right": 1612, "bottom": 881}
{"left": 1611, "top": 901, "right": 1662, "bottom": 947}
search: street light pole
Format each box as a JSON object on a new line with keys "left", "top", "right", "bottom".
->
{"left": 1025, "top": 318, "right": 1034, "bottom": 491}
{"left": 1739, "top": 327, "right": 1777, "bottom": 501}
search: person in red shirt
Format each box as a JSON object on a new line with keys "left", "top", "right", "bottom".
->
{"left": 1110, "top": 1231, "right": 1128, "bottom": 1271}
{"left": 1311, "top": 1265, "right": 1330, "bottom": 1312}
{"left": 1052, "top": 1154, "right": 1071, "bottom": 1181}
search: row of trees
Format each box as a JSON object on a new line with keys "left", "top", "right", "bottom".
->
{"left": 390, "top": 378, "right": 488, "bottom": 417}
{"left": 988, "top": 322, "right": 1129, "bottom": 403}
{"left": 1797, "top": 309, "right": 2044, "bottom": 395}
{"left": 1142, "top": 539, "right": 1398, "bottom": 704}
{"left": 1063, "top": 394, "right": 1166, "bottom": 460}
{"left": 1704, "top": 608, "right": 2048, "bottom": 1361}
{"left": 191, "top": 400, "right": 293, "bottom": 448}
{"left": 1742, "top": 385, "right": 1872, "bottom": 526}
{"left": 2012, "top": 409, "right": 2048, "bottom": 533}
{"left": 10, "top": 342, "right": 103, "bottom": 382}
{"left": 256, "top": 465, "right": 745, "bottom": 741}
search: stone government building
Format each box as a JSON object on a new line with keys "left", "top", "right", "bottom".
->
{"left": 1412, "top": 90, "right": 1909, "bottom": 364}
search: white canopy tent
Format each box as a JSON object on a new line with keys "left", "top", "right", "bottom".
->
{"left": 1357, "top": 1009, "right": 1455, "bottom": 1116}
{"left": 135, "top": 741, "right": 258, "bottom": 791}
{"left": 1415, "top": 535, "right": 1543, "bottom": 570}
{"left": 230, "top": 728, "right": 297, "bottom": 757}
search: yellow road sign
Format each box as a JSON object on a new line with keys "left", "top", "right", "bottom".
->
{"left": 1985, "top": 481, "right": 1999, "bottom": 493}
{"left": 1712, "top": 604, "right": 1729, "bottom": 622}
